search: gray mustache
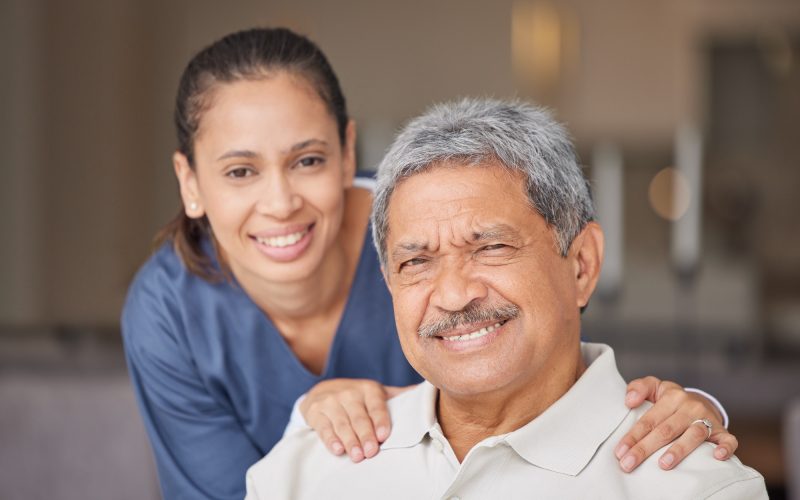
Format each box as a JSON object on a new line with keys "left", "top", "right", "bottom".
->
{"left": 418, "top": 303, "right": 520, "bottom": 338}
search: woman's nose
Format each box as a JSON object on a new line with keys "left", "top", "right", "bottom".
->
{"left": 255, "top": 171, "right": 302, "bottom": 219}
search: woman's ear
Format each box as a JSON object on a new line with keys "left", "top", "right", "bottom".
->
{"left": 571, "top": 222, "right": 604, "bottom": 309}
{"left": 342, "top": 120, "right": 357, "bottom": 188}
{"left": 173, "top": 151, "right": 205, "bottom": 218}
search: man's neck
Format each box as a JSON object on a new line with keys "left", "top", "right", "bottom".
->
{"left": 437, "top": 347, "right": 587, "bottom": 462}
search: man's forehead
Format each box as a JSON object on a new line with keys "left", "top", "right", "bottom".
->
{"left": 389, "top": 162, "right": 527, "bottom": 209}
{"left": 385, "top": 165, "right": 541, "bottom": 255}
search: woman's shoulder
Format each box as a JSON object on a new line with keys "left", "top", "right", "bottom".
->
{"left": 126, "top": 241, "right": 191, "bottom": 300}
{"left": 121, "top": 240, "right": 221, "bottom": 348}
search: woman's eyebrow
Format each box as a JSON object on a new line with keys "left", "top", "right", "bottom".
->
{"left": 216, "top": 149, "right": 259, "bottom": 161}
{"left": 286, "top": 138, "right": 329, "bottom": 153}
{"left": 215, "top": 139, "right": 329, "bottom": 161}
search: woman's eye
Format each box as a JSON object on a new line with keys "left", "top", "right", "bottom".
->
{"left": 297, "top": 156, "right": 325, "bottom": 168}
{"left": 226, "top": 166, "right": 255, "bottom": 179}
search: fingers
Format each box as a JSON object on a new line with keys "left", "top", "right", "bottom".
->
{"left": 624, "top": 376, "right": 663, "bottom": 409}
{"left": 709, "top": 429, "right": 739, "bottom": 461}
{"left": 301, "top": 379, "right": 393, "bottom": 462}
{"left": 365, "top": 388, "right": 393, "bottom": 443}
{"left": 353, "top": 383, "right": 392, "bottom": 456}
{"left": 335, "top": 403, "right": 373, "bottom": 461}
{"left": 655, "top": 417, "right": 712, "bottom": 470}
{"left": 616, "top": 380, "right": 731, "bottom": 472}
{"left": 616, "top": 404, "right": 684, "bottom": 472}
{"left": 303, "top": 405, "right": 346, "bottom": 456}
{"left": 615, "top": 384, "right": 683, "bottom": 464}
{"left": 658, "top": 419, "right": 738, "bottom": 469}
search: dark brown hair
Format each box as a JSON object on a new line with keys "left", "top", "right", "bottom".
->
{"left": 154, "top": 27, "right": 349, "bottom": 280}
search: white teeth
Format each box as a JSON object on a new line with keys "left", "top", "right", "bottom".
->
{"left": 441, "top": 322, "right": 503, "bottom": 342}
{"left": 256, "top": 229, "right": 308, "bottom": 248}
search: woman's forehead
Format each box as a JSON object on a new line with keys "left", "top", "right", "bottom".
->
{"left": 194, "top": 75, "right": 335, "bottom": 149}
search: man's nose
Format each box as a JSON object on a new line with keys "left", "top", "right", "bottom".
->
{"left": 255, "top": 171, "right": 302, "bottom": 219}
{"left": 429, "top": 261, "right": 488, "bottom": 312}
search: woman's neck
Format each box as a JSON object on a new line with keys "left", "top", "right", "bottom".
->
{"left": 250, "top": 240, "right": 349, "bottom": 323}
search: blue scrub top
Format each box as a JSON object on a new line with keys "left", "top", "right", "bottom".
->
{"left": 121, "top": 223, "right": 422, "bottom": 500}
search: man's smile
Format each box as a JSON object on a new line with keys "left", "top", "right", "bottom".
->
{"left": 437, "top": 319, "right": 509, "bottom": 342}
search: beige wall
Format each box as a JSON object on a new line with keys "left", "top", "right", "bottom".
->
{"left": 2, "top": 0, "right": 798, "bottom": 327}
{"left": 1, "top": 0, "right": 45, "bottom": 325}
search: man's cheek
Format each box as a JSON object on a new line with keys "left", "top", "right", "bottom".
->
{"left": 395, "top": 297, "right": 425, "bottom": 343}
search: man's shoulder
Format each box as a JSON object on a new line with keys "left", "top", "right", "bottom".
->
{"left": 615, "top": 405, "right": 767, "bottom": 499}
{"left": 245, "top": 428, "right": 400, "bottom": 500}
{"left": 246, "top": 426, "right": 339, "bottom": 486}
{"left": 250, "top": 381, "right": 429, "bottom": 471}
{"left": 246, "top": 383, "right": 431, "bottom": 499}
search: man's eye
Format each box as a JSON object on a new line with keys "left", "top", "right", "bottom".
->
{"left": 226, "top": 166, "right": 255, "bottom": 178}
{"left": 399, "top": 257, "right": 427, "bottom": 270}
{"left": 296, "top": 156, "right": 325, "bottom": 168}
{"left": 481, "top": 244, "right": 508, "bottom": 251}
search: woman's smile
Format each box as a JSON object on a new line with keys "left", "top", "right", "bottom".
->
{"left": 251, "top": 222, "right": 316, "bottom": 262}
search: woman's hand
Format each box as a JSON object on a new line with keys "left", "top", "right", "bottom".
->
{"left": 615, "top": 376, "right": 738, "bottom": 472}
{"left": 299, "top": 378, "right": 414, "bottom": 462}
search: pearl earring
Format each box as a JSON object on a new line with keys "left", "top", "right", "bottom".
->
{"left": 189, "top": 202, "right": 198, "bottom": 211}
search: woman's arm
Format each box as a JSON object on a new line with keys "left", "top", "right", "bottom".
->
{"left": 300, "top": 377, "right": 737, "bottom": 470}
{"left": 122, "top": 280, "right": 261, "bottom": 500}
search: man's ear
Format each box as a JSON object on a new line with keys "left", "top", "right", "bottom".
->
{"left": 173, "top": 151, "right": 205, "bottom": 219}
{"left": 571, "top": 222, "right": 604, "bottom": 309}
{"left": 342, "top": 119, "right": 357, "bottom": 188}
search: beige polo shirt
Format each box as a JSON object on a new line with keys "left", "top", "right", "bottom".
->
{"left": 246, "top": 343, "right": 766, "bottom": 499}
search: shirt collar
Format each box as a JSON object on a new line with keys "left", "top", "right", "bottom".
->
{"left": 380, "top": 343, "right": 631, "bottom": 477}
{"left": 380, "top": 380, "right": 439, "bottom": 449}
{"left": 504, "top": 343, "right": 631, "bottom": 476}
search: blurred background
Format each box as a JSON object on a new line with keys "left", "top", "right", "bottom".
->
{"left": 1, "top": 0, "right": 799, "bottom": 498}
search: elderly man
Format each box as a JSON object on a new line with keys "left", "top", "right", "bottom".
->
{"left": 246, "top": 99, "right": 766, "bottom": 499}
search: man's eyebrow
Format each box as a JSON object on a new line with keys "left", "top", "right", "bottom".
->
{"left": 216, "top": 149, "right": 259, "bottom": 161}
{"left": 391, "top": 241, "right": 428, "bottom": 262}
{"left": 470, "top": 224, "right": 522, "bottom": 243}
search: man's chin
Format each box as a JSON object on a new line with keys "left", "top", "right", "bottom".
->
{"left": 430, "top": 369, "right": 518, "bottom": 400}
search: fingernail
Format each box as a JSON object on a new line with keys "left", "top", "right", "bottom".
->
{"left": 621, "top": 455, "right": 636, "bottom": 472}
{"left": 331, "top": 442, "right": 344, "bottom": 454}
{"left": 363, "top": 441, "right": 377, "bottom": 456}
{"left": 350, "top": 446, "right": 364, "bottom": 462}
{"left": 376, "top": 426, "right": 389, "bottom": 441}
{"left": 715, "top": 448, "right": 728, "bottom": 459}
{"left": 615, "top": 444, "right": 629, "bottom": 460}
{"left": 625, "top": 391, "right": 639, "bottom": 403}
{"left": 660, "top": 453, "right": 675, "bottom": 468}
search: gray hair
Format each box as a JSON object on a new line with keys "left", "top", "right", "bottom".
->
{"left": 371, "top": 98, "right": 595, "bottom": 266}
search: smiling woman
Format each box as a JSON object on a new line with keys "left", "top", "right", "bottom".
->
{"left": 174, "top": 75, "right": 354, "bottom": 286}
{"left": 122, "top": 27, "right": 740, "bottom": 500}
{"left": 122, "top": 28, "right": 421, "bottom": 500}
